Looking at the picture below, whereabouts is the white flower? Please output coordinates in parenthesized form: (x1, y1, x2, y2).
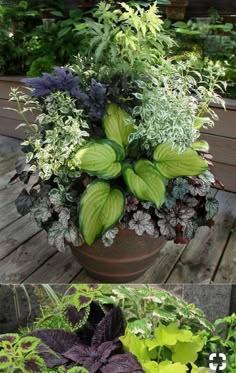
(129, 210, 155, 236)
(102, 227, 119, 247)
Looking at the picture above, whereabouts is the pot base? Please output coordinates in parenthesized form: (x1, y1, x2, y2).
(71, 229, 166, 283)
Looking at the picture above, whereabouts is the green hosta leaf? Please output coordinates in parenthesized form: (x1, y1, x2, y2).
(146, 323, 193, 350)
(172, 335, 204, 364)
(154, 144, 208, 179)
(79, 180, 125, 245)
(103, 103, 134, 148)
(120, 329, 152, 363)
(192, 140, 210, 153)
(123, 160, 166, 208)
(73, 139, 125, 179)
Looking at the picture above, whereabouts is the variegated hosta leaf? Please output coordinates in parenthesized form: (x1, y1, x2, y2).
(192, 140, 209, 153)
(103, 102, 134, 148)
(72, 139, 125, 179)
(79, 180, 125, 245)
(123, 160, 166, 208)
(154, 143, 208, 179)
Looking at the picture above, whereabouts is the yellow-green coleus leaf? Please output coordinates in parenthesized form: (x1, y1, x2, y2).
(72, 139, 125, 179)
(143, 360, 188, 373)
(123, 160, 166, 208)
(79, 180, 125, 245)
(171, 335, 204, 364)
(153, 143, 208, 179)
(146, 323, 193, 350)
(103, 102, 134, 147)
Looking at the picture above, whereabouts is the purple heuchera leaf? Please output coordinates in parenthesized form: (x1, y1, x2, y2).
(30, 329, 80, 354)
(91, 307, 125, 347)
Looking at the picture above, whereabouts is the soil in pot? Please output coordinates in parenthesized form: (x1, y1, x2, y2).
(71, 229, 166, 283)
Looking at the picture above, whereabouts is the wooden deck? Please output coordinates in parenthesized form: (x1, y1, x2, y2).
(0, 135, 236, 284)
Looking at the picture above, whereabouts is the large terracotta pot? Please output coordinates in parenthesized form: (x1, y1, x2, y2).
(71, 229, 166, 283)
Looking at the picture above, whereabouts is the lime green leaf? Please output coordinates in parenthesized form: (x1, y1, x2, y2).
(123, 160, 166, 208)
(172, 335, 204, 364)
(79, 180, 125, 245)
(154, 144, 208, 179)
(158, 361, 188, 373)
(192, 140, 210, 153)
(142, 361, 159, 373)
(146, 323, 192, 350)
(73, 139, 125, 179)
(120, 329, 152, 363)
(103, 103, 134, 148)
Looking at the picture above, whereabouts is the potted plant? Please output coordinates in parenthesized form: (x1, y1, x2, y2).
(0, 285, 235, 372)
(11, 2, 223, 282)
(166, 0, 189, 20)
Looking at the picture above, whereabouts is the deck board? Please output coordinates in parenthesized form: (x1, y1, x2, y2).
(0, 135, 235, 284)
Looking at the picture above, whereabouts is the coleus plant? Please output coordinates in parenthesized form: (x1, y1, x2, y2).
(10, 1, 223, 251)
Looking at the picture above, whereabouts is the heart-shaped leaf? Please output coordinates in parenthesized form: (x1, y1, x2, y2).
(73, 139, 125, 179)
(123, 160, 166, 208)
(153, 144, 208, 179)
(103, 103, 134, 148)
(79, 180, 125, 245)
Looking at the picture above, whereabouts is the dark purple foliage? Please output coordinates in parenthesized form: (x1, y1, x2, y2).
(36, 344, 68, 368)
(30, 329, 80, 354)
(77, 302, 106, 345)
(100, 353, 145, 373)
(22, 67, 80, 97)
(91, 307, 125, 347)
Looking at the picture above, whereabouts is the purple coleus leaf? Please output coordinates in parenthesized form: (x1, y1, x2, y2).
(100, 353, 145, 373)
(91, 307, 125, 347)
(30, 329, 80, 354)
(63, 340, 120, 373)
(77, 302, 106, 345)
(37, 344, 68, 368)
(64, 305, 88, 328)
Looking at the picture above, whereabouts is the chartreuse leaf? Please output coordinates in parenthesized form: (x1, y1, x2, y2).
(192, 140, 210, 153)
(67, 368, 89, 373)
(73, 139, 125, 179)
(172, 335, 204, 364)
(120, 329, 152, 363)
(146, 323, 192, 350)
(143, 360, 188, 373)
(123, 160, 166, 208)
(103, 103, 134, 148)
(79, 180, 125, 245)
(154, 144, 208, 179)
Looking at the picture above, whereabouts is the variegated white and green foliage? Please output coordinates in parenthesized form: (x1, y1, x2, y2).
(79, 180, 125, 245)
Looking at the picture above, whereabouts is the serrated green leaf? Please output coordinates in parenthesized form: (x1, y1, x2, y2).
(73, 139, 125, 179)
(123, 160, 166, 208)
(103, 103, 134, 148)
(172, 335, 204, 364)
(154, 144, 208, 179)
(79, 180, 125, 245)
(120, 329, 152, 363)
(17, 336, 41, 352)
(146, 323, 193, 350)
(0, 352, 11, 369)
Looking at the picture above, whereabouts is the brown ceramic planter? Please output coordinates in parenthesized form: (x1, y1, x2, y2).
(71, 229, 166, 283)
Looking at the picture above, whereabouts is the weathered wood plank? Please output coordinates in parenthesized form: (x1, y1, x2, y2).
(0, 181, 25, 208)
(213, 162, 236, 193)
(25, 251, 82, 284)
(0, 117, 24, 139)
(0, 170, 16, 191)
(0, 230, 56, 283)
(0, 214, 41, 260)
(0, 201, 21, 231)
(201, 133, 236, 166)
(202, 104, 236, 139)
(0, 99, 37, 122)
(167, 190, 236, 283)
(213, 220, 236, 283)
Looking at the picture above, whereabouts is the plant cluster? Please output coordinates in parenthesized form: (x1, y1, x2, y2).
(164, 9, 236, 98)
(10, 2, 224, 250)
(0, 285, 235, 372)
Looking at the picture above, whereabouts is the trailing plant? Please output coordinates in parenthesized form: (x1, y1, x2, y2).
(10, 2, 223, 251)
